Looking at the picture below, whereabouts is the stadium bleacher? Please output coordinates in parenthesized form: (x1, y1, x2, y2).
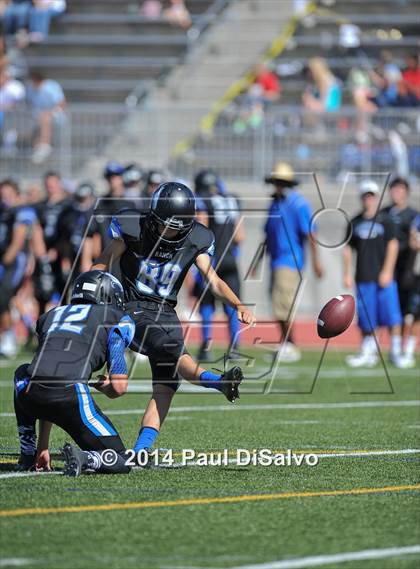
(171, 0, 420, 180)
(0, 0, 231, 177)
(27, 0, 224, 105)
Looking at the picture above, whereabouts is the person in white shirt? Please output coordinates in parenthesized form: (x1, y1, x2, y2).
(0, 68, 25, 152)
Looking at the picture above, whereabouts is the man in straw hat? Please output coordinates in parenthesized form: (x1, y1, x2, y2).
(263, 162, 323, 362)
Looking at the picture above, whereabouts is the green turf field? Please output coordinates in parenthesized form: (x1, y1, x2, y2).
(0, 347, 419, 569)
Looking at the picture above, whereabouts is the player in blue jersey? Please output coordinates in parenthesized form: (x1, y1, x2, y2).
(14, 271, 134, 476)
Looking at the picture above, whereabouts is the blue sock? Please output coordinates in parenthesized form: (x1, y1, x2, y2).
(133, 426, 159, 452)
(200, 303, 215, 344)
(200, 370, 222, 390)
(224, 304, 240, 348)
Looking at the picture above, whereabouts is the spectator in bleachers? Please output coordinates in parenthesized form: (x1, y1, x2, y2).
(2, 1, 31, 38)
(397, 53, 420, 107)
(163, 0, 191, 30)
(141, 0, 162, 19)
(28, 0, 66, 43)
(233, 63, 281, 134)
(348, 65, 378, 114)
(0, 67, 25, 153)
(253, 63, 281, 104)
(0, 36, 7, 71)
(369, 51, 402, 108)
(0, 33, 28, 78)
(302, 57, 342, 113)
(26, 69, 66, 164)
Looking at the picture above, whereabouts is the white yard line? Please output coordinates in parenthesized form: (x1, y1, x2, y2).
(162, 449, 420, 469)
(0, 364, 417, 389)
(1, 399, 419, 419)
(106, 400, 420, 415)
(172, 545, 420, 569)
(0, 470, 61, 479)
(0, 560, 35, 568)
(1, 449, 419, 477)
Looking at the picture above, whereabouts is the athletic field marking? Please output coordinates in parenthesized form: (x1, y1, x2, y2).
(163, 449, 420, 469)
(105, 400, 420, 415)
(0, 559, 33, 568)
(0, 449, 418, 476)
(0, 470, 61, 479)
(0, 483, 419, 518)
(176, 545, 420, 569)
(1, 400, 419, 419)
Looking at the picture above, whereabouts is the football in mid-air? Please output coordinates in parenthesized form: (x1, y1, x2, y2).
(317, 294, 355, 339)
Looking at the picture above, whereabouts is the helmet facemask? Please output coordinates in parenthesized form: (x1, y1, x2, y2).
(146, 210, 194, 249)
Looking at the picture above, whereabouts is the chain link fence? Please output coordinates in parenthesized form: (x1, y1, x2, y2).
(1, 105, 418, 181)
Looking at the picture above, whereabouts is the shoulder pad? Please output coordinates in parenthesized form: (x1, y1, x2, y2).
(192, 222, 216, 256)
(108, 208, 143, 241)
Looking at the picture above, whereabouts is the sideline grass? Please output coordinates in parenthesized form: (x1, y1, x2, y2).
(0, 349, 419, 569)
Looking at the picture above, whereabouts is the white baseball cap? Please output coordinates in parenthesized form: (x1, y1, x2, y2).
(359, 180, 380, 196)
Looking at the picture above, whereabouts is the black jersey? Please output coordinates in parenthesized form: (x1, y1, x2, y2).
(382, 205, 417, 275)
(348, 210, 397, 282)
(57, 202, 94, 261)
(109, 209, 215, 305)
(0, 204, 36, 257)
(35, 197, 73, 250)
(27, 303, 135, 383)
(196, 192, 241, 267)
(87, 197, 136, 250)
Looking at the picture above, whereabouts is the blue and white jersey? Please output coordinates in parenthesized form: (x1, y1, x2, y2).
(108, 209, 215, 306)
(0, 204, 36, 257)
(27, 304, 135, 383)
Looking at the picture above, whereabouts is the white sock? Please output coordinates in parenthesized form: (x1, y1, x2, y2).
(391, 335, 402, 358)
(362, 335, 377, 355)
(405, 335, 417, 358)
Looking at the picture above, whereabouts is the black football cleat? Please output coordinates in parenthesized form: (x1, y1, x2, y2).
(14, 453, 36, 472)
(62, 443, 85, 477)
(219, 366, 243, 403)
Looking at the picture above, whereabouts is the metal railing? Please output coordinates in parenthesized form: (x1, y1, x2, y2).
(1, 105, 418, 181)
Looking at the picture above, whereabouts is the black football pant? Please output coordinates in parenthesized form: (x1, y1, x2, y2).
(14, 366, 130, 474)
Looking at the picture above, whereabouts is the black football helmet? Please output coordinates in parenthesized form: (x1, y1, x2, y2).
(70, 270, 124, 310)
(194, 169, 218, 196)
(146, 182, 196, 247)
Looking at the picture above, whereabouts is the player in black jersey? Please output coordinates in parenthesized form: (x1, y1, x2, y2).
(13, 271, 135, 476)
(34, 171, 73, 308)
(56, 182, 96, 281)
(0, 179, 38, 357)
(81, 162, 136, 272)
(343, 180, 402, 367)
(382, 178, 417, 337)
(193, 170, 244, 361)
(93, 182, 255, 456)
